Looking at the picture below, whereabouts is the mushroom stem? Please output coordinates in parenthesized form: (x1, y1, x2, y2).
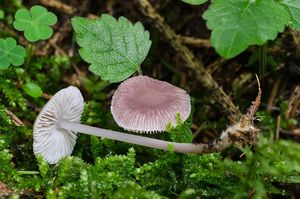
(59, 119, 226, 154)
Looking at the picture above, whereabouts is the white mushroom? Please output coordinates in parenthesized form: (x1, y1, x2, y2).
(33, 86, 83, 164)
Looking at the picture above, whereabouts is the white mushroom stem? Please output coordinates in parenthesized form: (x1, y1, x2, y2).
(58, 119, 255, 154)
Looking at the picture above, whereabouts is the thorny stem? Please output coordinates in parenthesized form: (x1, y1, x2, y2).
(246, 74, 261, 120)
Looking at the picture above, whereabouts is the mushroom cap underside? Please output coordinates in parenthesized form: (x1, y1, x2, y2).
(33, 86, 84, 164)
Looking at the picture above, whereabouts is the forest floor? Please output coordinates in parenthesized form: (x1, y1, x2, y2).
(0, 0, 300, 198)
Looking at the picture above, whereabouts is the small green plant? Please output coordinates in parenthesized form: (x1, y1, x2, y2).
(0, 5, 58, 98)
(22, 82, 42, 98)
(13, 5, 57, 42)
(0, 37, 25, 69)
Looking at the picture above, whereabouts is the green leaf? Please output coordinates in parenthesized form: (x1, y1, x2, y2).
(13, 5, 57, 42)
(203, 0, 289, 58)
(22, 82, 43, 98)
(281, 0, 300, 30)
(182, 0, 208, 5)
(0, 37, 26, 69)
(72, 14, 152, 83)
(0, 9, 4, 19)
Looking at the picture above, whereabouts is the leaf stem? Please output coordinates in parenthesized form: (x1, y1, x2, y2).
(259, 42, 267, 76)
(22, 44, 34, 81)
(10, 66, 21, 87)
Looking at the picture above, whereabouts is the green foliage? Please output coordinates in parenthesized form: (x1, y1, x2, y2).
(13, 5, 57, 42)
(181, 0, 208, 5)
(224, 138, 300, 198)
(0, 37, 26, 69)
(0, 75, 26, 110)
(182, 153, 237, 198)
(203, 0, 289, 58)
(72, 14, 152, 83)
(112, 181, 167, 199)
(22, 82, 42, 98)
(281, 0, 300, 30)
(0, 105, 11, 124)
(0, 9, 4, 19)
(166, 113, 193, 143)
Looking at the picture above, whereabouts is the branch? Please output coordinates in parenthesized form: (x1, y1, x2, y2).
(5, 109, 24, 126)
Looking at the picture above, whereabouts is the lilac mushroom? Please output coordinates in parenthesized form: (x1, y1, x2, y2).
(111, 75, 191, 132)
(33, 85, 212, 164)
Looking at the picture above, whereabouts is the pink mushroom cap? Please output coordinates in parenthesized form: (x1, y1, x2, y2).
(111, 76, 191, 132)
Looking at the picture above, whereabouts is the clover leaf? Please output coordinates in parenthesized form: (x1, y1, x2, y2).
(13, 5, 57, 42)
(72, 14, 152, 83)
(0, 37, 26, 69)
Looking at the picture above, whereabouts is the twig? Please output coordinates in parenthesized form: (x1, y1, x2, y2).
(206, 58, 226, 75)
(4, 109, 24, 126)
(266, 77, 281, 113)
(106, 0, 115, 15)
(39, 0, 76, 14)
(41, 93, 52, 100)
(291, 29, 300, 53)
(275, 115, 281, 140)
(180, 36, 211, 48)
(285, 85, 300, 119)
(280, 128, 300, 136)
(136, 0, 241, 123)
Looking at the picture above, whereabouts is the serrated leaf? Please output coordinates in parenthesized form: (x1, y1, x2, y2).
(72, 14, 152, 83)
(203, 0, 289, 58)
(182, 0, 208, 5)
(22, 82, 43, 98)
(13, 5, 57, 42)
(0, 37, 26, 69)
(281, 0, 300, 30)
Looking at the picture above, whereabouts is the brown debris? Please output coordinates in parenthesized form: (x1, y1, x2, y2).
(0, 181, 12, 197)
